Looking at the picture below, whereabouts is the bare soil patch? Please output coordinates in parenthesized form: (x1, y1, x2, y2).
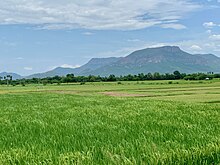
(101, 91, 148, 97)
(45, 90, 79, 94)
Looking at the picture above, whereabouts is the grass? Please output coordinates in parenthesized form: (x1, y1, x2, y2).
(0, 80, 220, 164)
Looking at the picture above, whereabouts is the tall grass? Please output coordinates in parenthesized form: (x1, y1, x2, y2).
(0, 91, 220, 164)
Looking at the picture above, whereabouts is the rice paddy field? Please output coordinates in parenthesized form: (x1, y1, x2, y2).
(1, 80, 220, 164)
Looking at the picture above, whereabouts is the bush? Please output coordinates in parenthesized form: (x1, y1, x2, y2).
(42, 81, 47, 86)
(21, 82, 25, 86)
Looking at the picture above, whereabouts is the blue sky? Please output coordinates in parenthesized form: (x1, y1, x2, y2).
(0, 0, 220, 76)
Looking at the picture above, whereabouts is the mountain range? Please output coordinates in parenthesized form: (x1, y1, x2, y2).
(0, 72, 22, 80)
(2, 46, 220, 79)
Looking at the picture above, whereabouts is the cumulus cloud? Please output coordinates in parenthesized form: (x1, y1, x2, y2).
(82, 32, 94, 35)
(190, 45, 202, 50)
(60, 64, 81, 68)
(206, 30, 212, 34)
(127, 39, 141, 42)
(16, 57, 24, 60)
(203, 22, 217, 28)
(0, 0, 200, 30)
(209, 34, 220, 40)
(160, 23, 186, 29)
(24, 67, 33, 71)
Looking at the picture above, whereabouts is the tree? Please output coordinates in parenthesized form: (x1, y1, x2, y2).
(0, 76, 3, 85)
(4, 75, 12, 86)
(146, 73, 153, 80)
(153, 72, 161, 80)
(173, 70, 181, 79)
(66, 74, 76, 82)
(107, 74, 116, 81)
(138, 73, 145, 81)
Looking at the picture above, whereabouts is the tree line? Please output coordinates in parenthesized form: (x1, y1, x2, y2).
(0, 71, 219, 86)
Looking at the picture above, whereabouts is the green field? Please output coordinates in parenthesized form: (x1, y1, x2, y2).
(1, 80, 220, 164)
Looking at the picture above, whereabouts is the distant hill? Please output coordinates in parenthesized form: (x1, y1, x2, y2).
(26, 67, 76, 79)
(27, 57, 121, 79)
(84, 46, 220, 76)
(0, 72, 22, 80)
(27, 46, 220, 78)
(73, 57, 122, 75)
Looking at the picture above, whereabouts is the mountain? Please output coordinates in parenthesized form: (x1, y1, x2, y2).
(84, 46, 220, 76)
(73, 57, 121, 75)
(27, 46, 220, 78)
(26, 67, 76, 79)
(27, 57, 121, 79)
(0, 72, 22, 80)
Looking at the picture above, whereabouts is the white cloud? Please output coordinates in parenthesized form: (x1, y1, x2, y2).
(148, 43, 167, 48)
(16, 57, 24, 60)
(207, 0, 220, 3)
(0, 0, 200, 30)
(190, 45, 202, 50)
(0, 40, 17, 47)
(24, 67, 33, 71)
(203, 22, 217, 28)
(171, 40, 220, 54)
(127, 39, 141, 42)
(160, 23, 186, 29)
(82, 32, 94, 35)
(206, 30, 212, 34)
(60, 64, 81, 68)
(209, 34, 220, 40)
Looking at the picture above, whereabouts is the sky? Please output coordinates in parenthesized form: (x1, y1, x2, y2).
(0, 0, 220, 76)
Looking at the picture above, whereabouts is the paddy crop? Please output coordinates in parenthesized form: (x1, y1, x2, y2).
(0, 80, 220, 164)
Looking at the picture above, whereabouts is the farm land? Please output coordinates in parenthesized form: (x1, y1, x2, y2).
(1, 80, 220, 164)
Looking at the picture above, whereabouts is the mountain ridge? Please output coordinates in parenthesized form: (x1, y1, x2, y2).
(71, 46, 220, 76)
(0, 72, 22, 80)
(2, 46, 220, 79)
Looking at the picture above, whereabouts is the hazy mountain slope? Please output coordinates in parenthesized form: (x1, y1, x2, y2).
(26, 67, 75, 79)
(27, 46, 220, 78)
(81, 46, 220, 76)
(73, 57, 121, 75)
(27, 57, 121, 78)
(194, 53, 220, 70)
(0, 72, 22, 80)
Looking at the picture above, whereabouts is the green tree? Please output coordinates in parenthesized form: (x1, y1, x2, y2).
(107, 74, 116, 81)
(173, 70, 181, 79)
